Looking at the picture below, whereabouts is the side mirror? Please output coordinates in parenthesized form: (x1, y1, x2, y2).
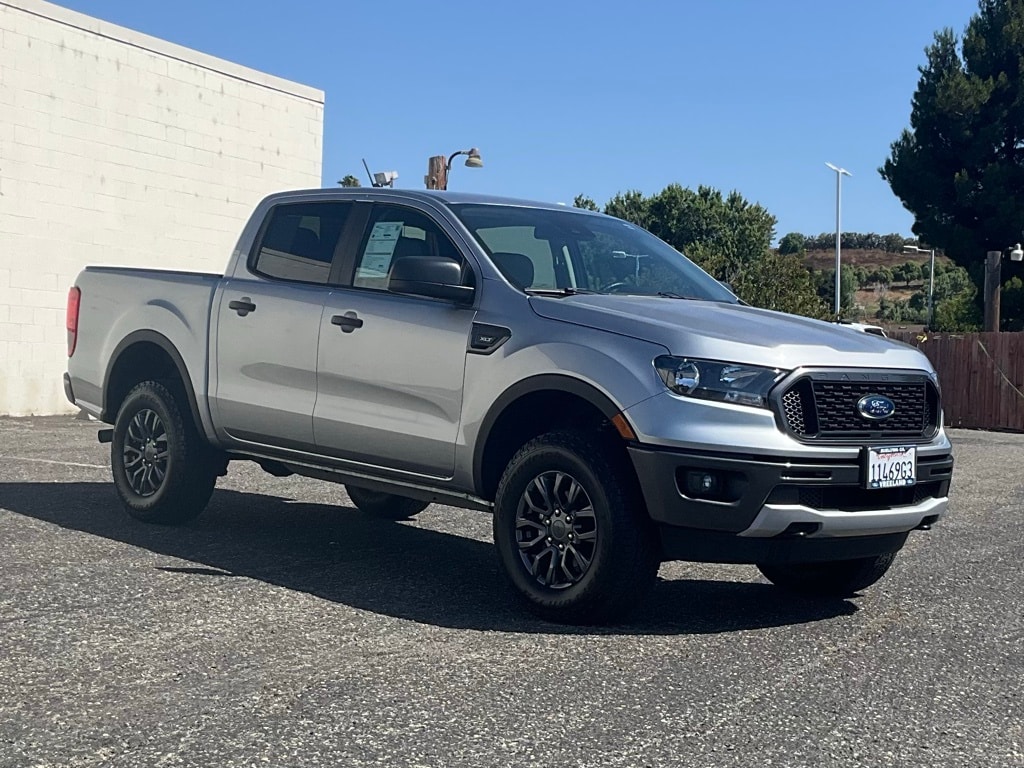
(388, 257, 474, 304)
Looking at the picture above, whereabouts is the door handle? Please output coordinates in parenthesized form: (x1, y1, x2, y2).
(229, 298, 256, 316)
(331, 312, 364, 333)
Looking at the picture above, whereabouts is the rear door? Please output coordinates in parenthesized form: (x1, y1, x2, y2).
(211, 200, 357, 451)
(313, 202, 477, 477)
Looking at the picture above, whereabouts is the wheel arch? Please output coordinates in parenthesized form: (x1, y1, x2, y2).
(102, 330, 205, 437)
(473, 374, 634, 502)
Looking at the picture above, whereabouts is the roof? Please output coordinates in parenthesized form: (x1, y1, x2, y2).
(261, 187, 596, 213)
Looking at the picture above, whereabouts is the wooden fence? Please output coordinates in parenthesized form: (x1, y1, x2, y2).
(889, 331, 1024, 432)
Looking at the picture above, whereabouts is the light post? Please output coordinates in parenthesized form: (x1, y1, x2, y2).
(825, 162, 852, 318)
(425, 147, 484, 190)
(904, 243, 936, 329)
(983, 243, 1024, 331)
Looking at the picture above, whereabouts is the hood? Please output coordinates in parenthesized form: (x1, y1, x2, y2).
(529, 295, 929, 371)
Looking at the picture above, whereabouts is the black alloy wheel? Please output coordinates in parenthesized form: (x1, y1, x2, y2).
(122, 408, 169, 497)
(515, 470, 598, 589)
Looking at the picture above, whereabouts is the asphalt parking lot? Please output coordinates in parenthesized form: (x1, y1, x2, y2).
(1, 417, 1022, 767)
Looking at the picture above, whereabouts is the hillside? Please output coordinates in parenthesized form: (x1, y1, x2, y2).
(800, 248, 955, 327)
(802, 248, 954, 272)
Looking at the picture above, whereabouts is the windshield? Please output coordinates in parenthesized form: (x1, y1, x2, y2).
(451, 204, 737, 301)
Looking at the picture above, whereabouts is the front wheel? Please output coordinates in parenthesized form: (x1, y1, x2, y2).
(493, 430, 659, 625)
(757, 552, 898, 597)
(111, 380, 217, 525)
(345, 486, 429, 520)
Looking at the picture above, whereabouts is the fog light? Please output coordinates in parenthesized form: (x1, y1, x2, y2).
(686, 471, 720, 497)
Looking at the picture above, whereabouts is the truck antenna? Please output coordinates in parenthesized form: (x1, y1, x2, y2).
(362, 158, 378, 187)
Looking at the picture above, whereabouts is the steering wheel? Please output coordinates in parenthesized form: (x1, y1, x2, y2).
(600, 281, 631, 293)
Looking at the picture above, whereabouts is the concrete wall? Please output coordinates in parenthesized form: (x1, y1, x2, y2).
(0, 0, 324, 415)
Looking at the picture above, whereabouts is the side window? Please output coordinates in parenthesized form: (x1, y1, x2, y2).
(353, 205, 466, 291)
(251, 202, 353, 284)
(473, 226, 557, 290)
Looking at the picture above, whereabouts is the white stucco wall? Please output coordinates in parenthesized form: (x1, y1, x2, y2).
(0, 0, 324, 415)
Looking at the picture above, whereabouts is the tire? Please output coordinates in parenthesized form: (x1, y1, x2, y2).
(493, 430, 659, 625)
(111, 380, 217, 525)
(757, 552, 898, 597)
(345, 486, 429, 520)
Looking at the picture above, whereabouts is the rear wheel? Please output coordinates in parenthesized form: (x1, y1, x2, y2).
(493, 430, 659, 625)
(345, 486, 429, 520)
(111, 381, 217, 525)
(757, 552, 898, 597)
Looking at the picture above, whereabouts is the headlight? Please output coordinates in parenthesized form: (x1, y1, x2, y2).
(653, 356, 787, 408)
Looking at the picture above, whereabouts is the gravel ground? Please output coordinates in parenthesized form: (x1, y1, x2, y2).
(0, 417, 1021, 767)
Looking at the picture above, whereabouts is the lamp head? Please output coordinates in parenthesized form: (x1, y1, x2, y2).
(1011, 243, 1024, 262)
(464, 148, 484, 168)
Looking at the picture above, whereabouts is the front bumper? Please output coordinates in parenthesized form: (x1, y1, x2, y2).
(629, 444, 953, 564)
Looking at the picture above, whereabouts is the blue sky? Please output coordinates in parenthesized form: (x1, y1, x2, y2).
(59, 0, 981, 241)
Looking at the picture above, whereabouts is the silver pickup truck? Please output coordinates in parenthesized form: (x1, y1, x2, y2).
(64, 188, 953, 623)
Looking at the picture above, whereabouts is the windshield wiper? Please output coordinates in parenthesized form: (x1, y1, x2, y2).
(656, 291, 698, 299)
(524, 288, 597, 297)
(657, 291, 743, 304)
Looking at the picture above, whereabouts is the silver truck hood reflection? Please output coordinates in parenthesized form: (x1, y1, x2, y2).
(529, 296, 928, 370)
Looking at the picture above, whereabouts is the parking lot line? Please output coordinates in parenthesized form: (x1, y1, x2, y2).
(0, 455, 108, 470)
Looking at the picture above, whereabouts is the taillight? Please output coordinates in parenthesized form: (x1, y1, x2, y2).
(66, 287, 81, 357)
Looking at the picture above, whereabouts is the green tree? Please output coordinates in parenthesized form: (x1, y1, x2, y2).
(909, 290, 929, 313)
(814, 267, 856, 315)
(778, 232, 806, 255)
(930, 264, 981, 330)
(604, 185, 772, 282)
(852, 265, 869, 289)
(880, 0, 1024, 273)
(338, 174, 361, 188)
(877, 297, 925, 324)
(934, 264, 976, 301)
(932, 295, 982, 331)
(733, 252, 829, 319)
(603, 190, 652, 230)
(894, 262, 920, 287)
(867, 266, 894, 286)
(1001, 276, 1024, 330)
(596, 184, 825, 319)
(573, 194, 599, 211)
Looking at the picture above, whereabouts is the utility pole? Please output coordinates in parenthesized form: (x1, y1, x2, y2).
(984, 250, 1002, 332)
(425, 155, 448, 190)
(425, 148, 483, 190)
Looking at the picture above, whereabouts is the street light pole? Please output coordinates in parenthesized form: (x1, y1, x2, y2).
(424, 148, 484, 190)
(904, 243, 936, 328)
(825, 163, 852, 318)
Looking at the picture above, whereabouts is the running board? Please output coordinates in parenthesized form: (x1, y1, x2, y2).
(229, 451, 493, 513)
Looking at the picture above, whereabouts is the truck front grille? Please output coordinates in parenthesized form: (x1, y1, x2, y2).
(776, 372, 940, 442)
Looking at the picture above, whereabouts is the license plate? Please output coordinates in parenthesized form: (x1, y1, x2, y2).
(866, 446, 917, 489)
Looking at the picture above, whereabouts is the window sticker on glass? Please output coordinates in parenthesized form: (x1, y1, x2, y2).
(359, 221, 403, 277)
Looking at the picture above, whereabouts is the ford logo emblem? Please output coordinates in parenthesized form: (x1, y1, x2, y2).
(857, 394, 896, 421)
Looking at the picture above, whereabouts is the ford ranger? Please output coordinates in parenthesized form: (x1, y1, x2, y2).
(64, 188, 954, 623)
